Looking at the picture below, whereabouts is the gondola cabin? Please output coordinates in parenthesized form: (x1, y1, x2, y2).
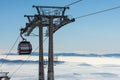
(18, 41, 32, 55)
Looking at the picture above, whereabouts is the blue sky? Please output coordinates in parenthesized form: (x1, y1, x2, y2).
(0, 0, 120, 54)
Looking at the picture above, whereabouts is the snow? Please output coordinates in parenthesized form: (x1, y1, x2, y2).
(0, 55, 120, 80)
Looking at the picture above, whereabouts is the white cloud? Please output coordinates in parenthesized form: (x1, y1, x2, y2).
(0, 49, 16, 54)
(54, 50, 120, 54)
(0, 49, 8, 54)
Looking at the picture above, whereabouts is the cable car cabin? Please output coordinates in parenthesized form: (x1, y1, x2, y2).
(18, 41, 32, 55)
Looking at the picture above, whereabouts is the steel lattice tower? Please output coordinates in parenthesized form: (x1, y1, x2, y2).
(21, 5, 75, 80)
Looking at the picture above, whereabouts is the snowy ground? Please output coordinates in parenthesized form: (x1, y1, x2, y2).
(0, 56, 120, 80)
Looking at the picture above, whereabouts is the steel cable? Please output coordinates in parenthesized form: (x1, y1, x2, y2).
(75, 6, 120, 19)
(0, 35, 20, 67)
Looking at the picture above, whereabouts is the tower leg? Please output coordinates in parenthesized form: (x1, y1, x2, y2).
(39, 26, 44, 80)
(48, 18, 54, 80)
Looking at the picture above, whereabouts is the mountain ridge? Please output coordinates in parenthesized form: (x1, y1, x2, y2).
(1, 52, 120, 57)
